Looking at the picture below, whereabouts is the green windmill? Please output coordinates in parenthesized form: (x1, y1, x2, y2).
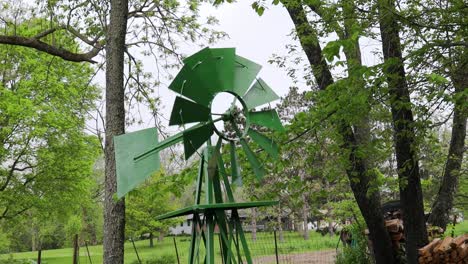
(114, 47, 284, 264)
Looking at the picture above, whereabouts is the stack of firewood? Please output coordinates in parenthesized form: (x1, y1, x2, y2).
(364, 219, 405, 248)
(418, 234, 468, 263)
(385, 218, 405, 247)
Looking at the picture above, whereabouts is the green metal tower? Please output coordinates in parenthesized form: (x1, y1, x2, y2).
(114, 47, 283, 264)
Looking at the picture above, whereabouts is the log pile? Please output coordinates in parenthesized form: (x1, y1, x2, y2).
(385, 218, 404, 248)
(418, 234, 468, 263)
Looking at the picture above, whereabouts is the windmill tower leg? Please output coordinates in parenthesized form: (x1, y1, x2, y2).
(186, 146, 254, 264)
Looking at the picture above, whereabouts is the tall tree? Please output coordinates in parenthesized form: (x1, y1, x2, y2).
(0, 22, 100, 221)
(275, 1, 396, 262)
(126, 172, 179, 248)
(102, 0, 128, 263)
(400, 0, 468, 229)
(377, 0, 428, 261)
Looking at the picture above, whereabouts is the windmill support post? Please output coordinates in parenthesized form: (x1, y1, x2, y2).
(85, 241, 93, 264)
(131, 238, 141, 264)
(173, 237, 181, 264)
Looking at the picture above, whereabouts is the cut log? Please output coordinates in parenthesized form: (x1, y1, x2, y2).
(452, 234, 468, 247)
(385, 219, 403, 233)
(459, 243, 467, 259)
(435, 237, 454, 253)
(418, 256, 425, 263)
(419, 238, 441, 255)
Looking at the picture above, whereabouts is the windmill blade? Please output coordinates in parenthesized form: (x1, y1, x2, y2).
(232, 55, 262, 97)
(247, 129, 279, 159)
(183, 122, 215, 160)
(248, 109, 284, 131)
(230, 141, 241, 185)
(242, 78, 279, 110)
(169, 96, 211, 126)
(114, 128, 160, 198)
(169, 48, 236, 106)
(239, 138, 265, 181)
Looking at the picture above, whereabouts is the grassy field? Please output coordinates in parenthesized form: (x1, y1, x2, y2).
(0, 231, 338, 264)
(3, 221, 465, 264)
(446, 219, 468, 237)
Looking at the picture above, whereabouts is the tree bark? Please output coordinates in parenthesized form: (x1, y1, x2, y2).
(0, 34, 100, 63)
(281, 1, 396, 263)
(377, 0, 429, 262)
(428, 54, 467, 229)
(103, 0, 128, 264)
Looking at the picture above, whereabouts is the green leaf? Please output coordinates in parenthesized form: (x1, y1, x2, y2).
(322, 41, 341, 61)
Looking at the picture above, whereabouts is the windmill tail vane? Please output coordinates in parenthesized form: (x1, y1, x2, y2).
(114, 47, 284, 264)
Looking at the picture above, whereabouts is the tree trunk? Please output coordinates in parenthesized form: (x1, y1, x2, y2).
(103, 1, 128, 264)
(300, 170, 309, 240)
(328, 221, 334, 236)
(149, 232, 154, 248)
(277, 212, 284, 242)
(158, 232, 164, 242)
(302, 204, 309, 240)
(282, 1, 396, 263)
(251, 207, 257, 241)
(377, 0, 429, 262)
(73, 234, 79, 264)
(428, 55, 467, 230)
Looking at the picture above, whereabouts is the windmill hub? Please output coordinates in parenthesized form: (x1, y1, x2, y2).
(210, 91, 249, 141)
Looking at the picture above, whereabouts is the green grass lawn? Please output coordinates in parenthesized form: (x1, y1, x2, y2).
(445, 219, 468, 237)
(2, 221, 466, 264)
(0, 231, 338, 264)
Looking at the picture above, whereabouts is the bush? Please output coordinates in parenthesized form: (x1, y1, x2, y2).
(0, 256, 38, 264)
(130, 255, 176, 264)
(335, 224, 372, 264)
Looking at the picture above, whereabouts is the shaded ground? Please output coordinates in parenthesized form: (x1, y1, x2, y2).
(253, 249, 336, 264)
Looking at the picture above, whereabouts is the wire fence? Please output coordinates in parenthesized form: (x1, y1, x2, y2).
(164, 226, 339, 264)
(247, 230, 337, 264)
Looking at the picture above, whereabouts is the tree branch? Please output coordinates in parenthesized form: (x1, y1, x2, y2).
(0, 35, 101, 63)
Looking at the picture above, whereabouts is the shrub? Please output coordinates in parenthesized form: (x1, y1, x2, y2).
(335, 224, 371, 264)
(0, 256, 37, 264)
(130, 255, 176, 264)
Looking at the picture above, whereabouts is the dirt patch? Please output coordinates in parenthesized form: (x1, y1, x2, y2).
(253, 249, 336, 264)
